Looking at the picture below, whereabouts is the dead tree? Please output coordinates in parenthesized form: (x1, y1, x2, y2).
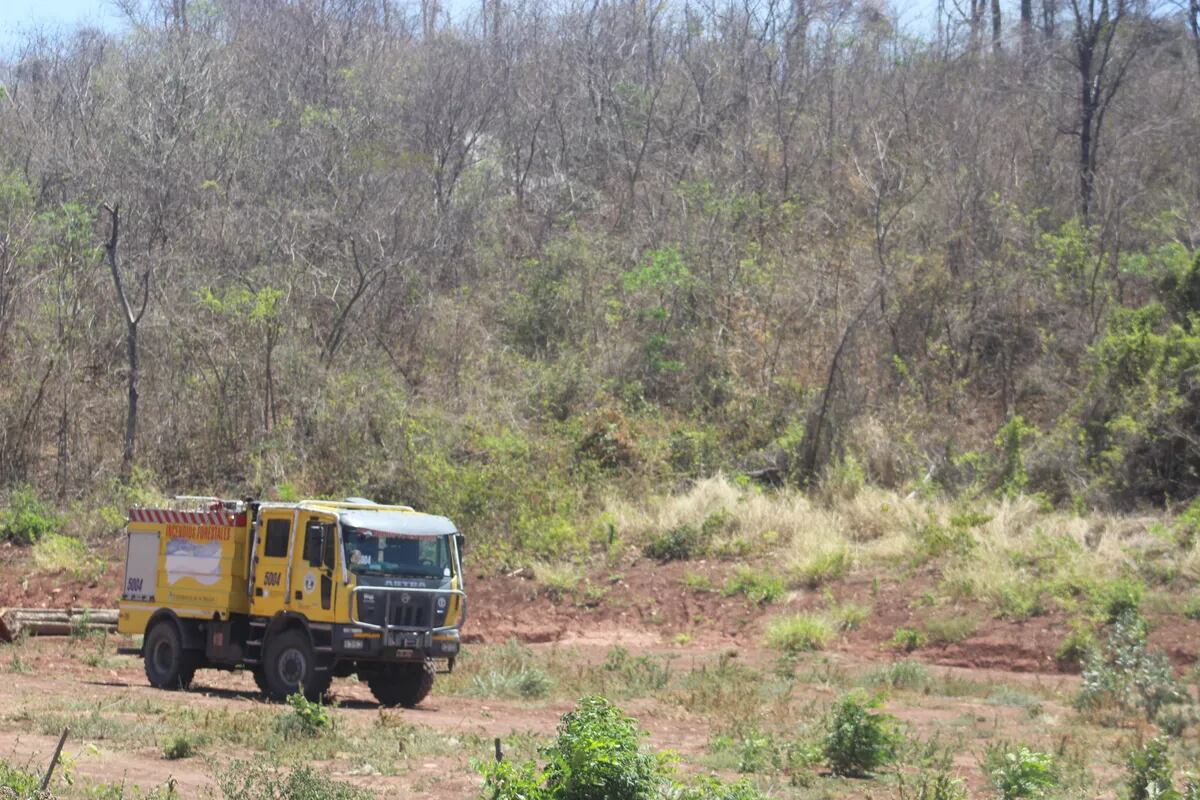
(102, 204, 151, 479)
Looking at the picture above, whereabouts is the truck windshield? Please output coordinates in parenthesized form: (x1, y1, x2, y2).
(341, 526, 453, 579)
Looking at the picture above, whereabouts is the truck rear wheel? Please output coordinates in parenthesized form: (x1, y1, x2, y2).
(144, 619, 197, 691)
(262, 629, 331, 701)
(366, 661, 436, 708)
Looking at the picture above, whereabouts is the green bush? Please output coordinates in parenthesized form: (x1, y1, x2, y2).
(987, 746, 1058, 800)
(890, 627, 927, 652)
(1054, 620, 1097, 671)
(274, 692, 331, 738)
(922, 614, 978, 645)
(0, 760, 40, 797)
(672, 776, 769, 800)
(1, 486, 59, 545)
(644, 524, 707, 562)
(722, 567, 784, 605)
(763, 614, 831, 653)
(483, 696, 661, 800)
(823, 690, 901, 777)
(1076, 609, 1188, 721)
(163, 734, 197, 760)
(1126, 737, 1174, 800)
(1098, 577, 1144, 623)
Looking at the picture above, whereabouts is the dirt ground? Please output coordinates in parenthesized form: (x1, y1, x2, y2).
(0, 548, 1193, 799)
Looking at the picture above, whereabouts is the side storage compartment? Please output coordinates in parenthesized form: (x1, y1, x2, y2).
(123, 532, 160, 602)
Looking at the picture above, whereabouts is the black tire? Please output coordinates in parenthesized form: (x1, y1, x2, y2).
(261, 628, 330, 701)
(143, 619, 197, 690)
(251, 666, 270, 695)
(367, 660, 436, 708)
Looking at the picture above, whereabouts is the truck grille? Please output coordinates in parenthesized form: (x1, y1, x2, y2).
(390, 601, 429, 629)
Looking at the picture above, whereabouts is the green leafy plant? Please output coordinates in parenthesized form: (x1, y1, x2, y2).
(793, 549, 851, 588)
(891, 627, 927, 652)
(722, 567, 784, 605)
(865, 661, 929, 691)
(1076, 610, 1188, 721)
(216, 758, 368, 800)
(644, 523, 707, 562)
(1126, 737, 1174, 800)
(1, 486, 59, 545)
(163, 734, 197, 760)
(275, 692, 331, 738)
(986, 746, 1058, 800)
(822, 690, 902, 777)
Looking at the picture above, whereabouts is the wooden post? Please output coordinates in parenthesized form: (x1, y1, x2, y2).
(40, 728, 69, 791)
(494, 737, 503, 762)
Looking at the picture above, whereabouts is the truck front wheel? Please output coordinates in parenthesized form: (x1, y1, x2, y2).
(366, 661, 436, 708)
(262, 628, 331, 701)
(144, 619, 197, 690)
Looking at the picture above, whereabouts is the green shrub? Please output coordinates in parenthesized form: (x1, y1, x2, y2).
(913, 522, 975, 561)
(1, 486, 59, 545)
(1054, 620, 1097, 671)
(1097, 577, 1144, 623)
(0, 760, 40, 797)
(541, 696, 660, 800)
(822, 690, 902, 777)
(1076, 609, 1188, 721)
(987, 746, 1058, 800)
(644, 524, 707, 562)
(274, 692, 331, 738)
(722, 567, 785, 605)
(163, 734, 197, 760)
(764, 614, 831, 653)
(890, 627, 927, 652)
(1184, 597, 1200, 620)
(828, 599, 871, 632)
(601, 647, 670, 696)
(1126, 737, 1174, 800)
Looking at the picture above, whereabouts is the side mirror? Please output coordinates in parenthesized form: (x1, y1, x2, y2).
(455, 533, 466, 559)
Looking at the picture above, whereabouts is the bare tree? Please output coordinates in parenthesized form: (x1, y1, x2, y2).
(102, 204, 152, 479)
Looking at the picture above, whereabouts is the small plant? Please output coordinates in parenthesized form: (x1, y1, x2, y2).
(987, 746, 1058, 800)
(794, 548, 851, 589)
(275, 692, 331, 738)
(163, 734, 196, 760)
(644, 523, 707, 562)
(1055, 619, 1098, 671)
(1126, 737, 1174, 800)
(1098, 577, 1144, 623)
(822, 690, 902, 777)
(722, 567, 785, 605)
(0, 760, 41, 797)
(217, 758, 368, 800)
(1184, 597, 1200, 620)
(764, 614, 831, 653)
(1, 486, 59, 545)
(897, 767, 969, 800)
(891, 627, 927, 652)
(827, 599, 871, 632)
(682, 572, 715, 593)
(532, 561, 582, 603)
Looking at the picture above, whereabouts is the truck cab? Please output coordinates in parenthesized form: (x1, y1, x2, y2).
(118, 498, 466, 707)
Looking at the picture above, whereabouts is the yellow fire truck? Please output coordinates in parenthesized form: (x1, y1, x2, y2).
(116, 497, 466, 707)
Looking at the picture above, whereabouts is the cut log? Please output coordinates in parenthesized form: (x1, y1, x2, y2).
(0, 608, 118, 642)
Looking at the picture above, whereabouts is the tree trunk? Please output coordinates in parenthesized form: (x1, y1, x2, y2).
(1043, 0, 1057, 38)
(1190, 0, 1200, 81)
(991, 0, 1002, 55)
(1021, 0, 1034, 57)
(103, 204, 151, 481)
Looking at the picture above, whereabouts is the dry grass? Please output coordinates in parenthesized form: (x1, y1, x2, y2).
(607, 476, 1182, 620)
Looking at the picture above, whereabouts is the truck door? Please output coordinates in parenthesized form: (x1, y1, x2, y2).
(292, 512, 339, 623)
(251, 508, 294, 616)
